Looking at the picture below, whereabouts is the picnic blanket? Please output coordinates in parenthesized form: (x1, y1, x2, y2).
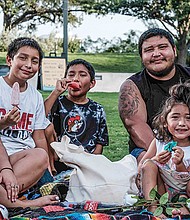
(3, 173, 190, 220)
(7, 201, 190, 220)
(2, 136, 190, 219)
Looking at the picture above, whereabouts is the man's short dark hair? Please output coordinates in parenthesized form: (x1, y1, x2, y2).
(65, 59, 95, 81)
(7, 37, 44, 65)
(138, 28, 175, 57)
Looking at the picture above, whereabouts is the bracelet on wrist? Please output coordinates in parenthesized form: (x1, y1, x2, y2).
(0, 167, 14, 173)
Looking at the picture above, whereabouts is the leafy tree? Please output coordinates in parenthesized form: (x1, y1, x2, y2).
(105, 30, 139, 53)
(80, 31, 139, 53)
(90, 0, 190, 65)
(1, 0, 189, 65)
(0, 0, 96, 32)
(68, 37, 81, 53)
(80, 36, 103, 53)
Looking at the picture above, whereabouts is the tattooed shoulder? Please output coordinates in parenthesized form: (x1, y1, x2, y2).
(119, 80, 140, 117)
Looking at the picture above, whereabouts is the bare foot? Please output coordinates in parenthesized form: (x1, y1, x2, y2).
(172, 206, 189, 218)
(5, 195, 60, 208)
(25, 195, 60, 207)
(172, 209, 182, 218)
(148, 205, 167, 219)
(156, 213, 167, 219)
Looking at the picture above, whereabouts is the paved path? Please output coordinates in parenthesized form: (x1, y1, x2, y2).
(91, 72, 134, 93)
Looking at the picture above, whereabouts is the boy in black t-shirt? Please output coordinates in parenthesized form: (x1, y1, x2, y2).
(45, 59, 109, 174)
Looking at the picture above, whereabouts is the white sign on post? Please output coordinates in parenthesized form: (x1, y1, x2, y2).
(41, 57, 66, 91)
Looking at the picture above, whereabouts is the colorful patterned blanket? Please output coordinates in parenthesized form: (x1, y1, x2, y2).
(5, 170, 190, 220)
(8, 202, 160, 220)
(7, 201, 190, 220)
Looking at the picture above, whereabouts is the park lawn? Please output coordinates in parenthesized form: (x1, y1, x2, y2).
(68, 53, 141, 73)
(0, 52, 141, 73)
(0, 52, 6, 64)
(41, 91, 129, 161)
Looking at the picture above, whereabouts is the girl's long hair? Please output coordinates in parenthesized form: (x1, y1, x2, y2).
(152, 80, 190, 143)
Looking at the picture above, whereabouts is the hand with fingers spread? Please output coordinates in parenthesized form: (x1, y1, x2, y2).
(0, 168, 19, 203)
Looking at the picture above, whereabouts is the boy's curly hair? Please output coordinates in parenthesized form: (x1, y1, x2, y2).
(152, 80, 190, 143)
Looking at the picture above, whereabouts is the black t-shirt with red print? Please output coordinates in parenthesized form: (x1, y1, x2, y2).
(51, 96, 109, 153)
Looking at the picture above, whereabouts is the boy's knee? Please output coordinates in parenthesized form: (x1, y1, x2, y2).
(33, 148, 49, 169)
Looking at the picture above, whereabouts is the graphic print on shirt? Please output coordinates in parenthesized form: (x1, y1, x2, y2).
(0, 108, 33, 140)
(63, 112, 86, 137)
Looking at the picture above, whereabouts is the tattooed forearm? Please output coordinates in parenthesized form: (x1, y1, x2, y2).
(119, 80, 139, 117)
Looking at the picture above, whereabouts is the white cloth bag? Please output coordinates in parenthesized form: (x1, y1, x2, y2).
(51, 135, 139, 205)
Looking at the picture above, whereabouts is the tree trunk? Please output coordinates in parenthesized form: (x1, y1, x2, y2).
(177, 32, 188, 66)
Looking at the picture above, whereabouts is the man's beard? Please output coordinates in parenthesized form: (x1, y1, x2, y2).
(146, 62, 175, 78)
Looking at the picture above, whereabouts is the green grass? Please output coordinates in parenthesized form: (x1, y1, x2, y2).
(0, 52, 141, 73)
(41, 91, 129, 161)
(88, 92, 129, 161)
(0, 52, 6, 64)
(68, 53, 141, 73)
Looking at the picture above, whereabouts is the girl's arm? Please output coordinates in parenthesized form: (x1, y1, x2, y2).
(172, 147, 187, 172)
(175, 162, 188, 172)
(138, 138, 157, 172)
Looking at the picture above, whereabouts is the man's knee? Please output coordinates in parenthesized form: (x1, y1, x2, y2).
(137, 151, 146, 164)
(130, 147, 146, 164)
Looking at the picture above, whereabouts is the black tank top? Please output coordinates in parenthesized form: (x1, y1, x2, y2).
(128, 64, 190, 152)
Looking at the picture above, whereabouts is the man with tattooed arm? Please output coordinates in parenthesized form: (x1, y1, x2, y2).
(118, 28, 190, 163)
